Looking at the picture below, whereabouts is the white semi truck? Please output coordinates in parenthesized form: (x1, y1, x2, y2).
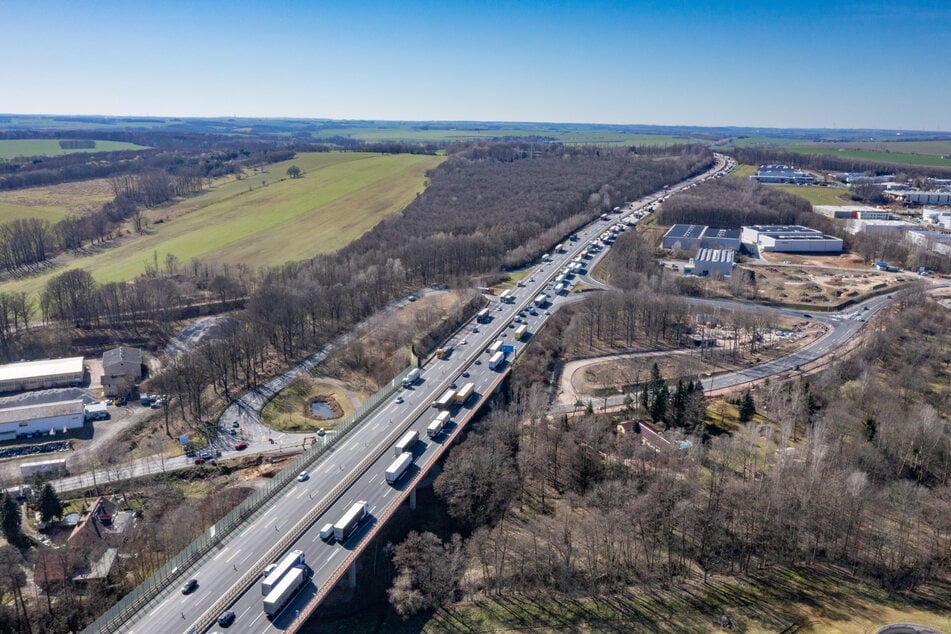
(263, 565, 308, 617)
(385, 451, 413, 485)
(333, 501, 369, 542)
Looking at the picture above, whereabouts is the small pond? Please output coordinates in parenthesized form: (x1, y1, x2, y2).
(310, 400, 336, 419)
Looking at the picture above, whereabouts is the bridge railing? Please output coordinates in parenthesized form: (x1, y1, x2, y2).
(83, 367, 412, 634)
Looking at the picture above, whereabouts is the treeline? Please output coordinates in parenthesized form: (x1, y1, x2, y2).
(657, 177, 819, 229)
(732, 147, 951, 180)
(387, 294, 950, 619)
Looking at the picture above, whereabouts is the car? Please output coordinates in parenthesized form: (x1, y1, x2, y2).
(297, 471, 309, 482)
(474, 359, 482, 365)
(449, 382, 457, 389)
(198, 450, 212, 460)
(181, 578, 198, 594)
(319, 523, 334, 542)
(105, 399, 113, 406)
(234, 441, 248, 450)
(501, 332, 507, 337)
(217, 610, 235, 627)
(471, 326, 479, 333)
(460, 339, 467, 345)
(394, 395, 404, 404)
(803, 313, 812, 318)
(496, 306, 503, 311)
(863, 306, 869, 311)
(263, 563, 277, 577)
(517, 281, 525, 287)
(317, 428, 326, 436)
(462, 371, 470, 377)
(529, 277, 534, 282)
(513, 316, 522, 323)
(407, 294, 418, 302)
(231, 420, 239, 428)
(194, 457, 206, 465)
(229, 429, 237, 436)
(544, 311, 551, 315)
(887, 294, 893, 299)
(508, 322, 516, 328)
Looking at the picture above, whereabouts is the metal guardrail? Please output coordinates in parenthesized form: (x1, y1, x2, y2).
(84, 367, 412, 634)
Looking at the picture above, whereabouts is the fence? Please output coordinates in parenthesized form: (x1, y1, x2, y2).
(83, 367, 412, 634)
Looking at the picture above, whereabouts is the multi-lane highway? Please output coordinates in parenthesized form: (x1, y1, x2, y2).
(97, 155, 731, 634)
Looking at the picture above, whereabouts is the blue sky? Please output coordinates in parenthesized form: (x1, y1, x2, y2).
(1, 0, 949, 130)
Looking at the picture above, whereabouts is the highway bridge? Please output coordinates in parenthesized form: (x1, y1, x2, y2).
(86, 156, 731, 634)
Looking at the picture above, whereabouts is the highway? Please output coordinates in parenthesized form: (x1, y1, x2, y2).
(98, 155, 731, 634)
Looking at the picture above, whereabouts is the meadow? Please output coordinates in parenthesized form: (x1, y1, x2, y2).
(0, 151, 443, 299)
(0, 139, 148, 159)
(0, 178, 116, 225)
(787, 145, 951, 167)
(771, 184, 852, 206)
(313, 126, 708, 146)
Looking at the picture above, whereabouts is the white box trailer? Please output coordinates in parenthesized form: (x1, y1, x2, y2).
(385, 451, 413, 485)
(401, 367, 420, 388)
(394, 430, 418, 457)
(534, 294, 548, 308)
(333, 501, 368, 542)
(433, 388, 455, 410)
(261, 550, 304, 596)
(487, 340, 503, 355)
(488, 351, 505, 371)
(427, 411, 450, 438)
(263, 565, 307, 617)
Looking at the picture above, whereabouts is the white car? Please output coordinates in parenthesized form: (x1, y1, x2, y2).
(297, 471, 309, 482)
(395, 395, 404, 404)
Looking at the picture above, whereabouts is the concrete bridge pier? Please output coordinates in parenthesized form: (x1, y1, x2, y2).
(409, 487, 417, 511)
(348, 561, 357, 589)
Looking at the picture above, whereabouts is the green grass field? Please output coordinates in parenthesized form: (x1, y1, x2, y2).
(0, 152, 443, 299)
(771, 184, 852, 206)
(0, 139, 148, 159)
(313, 126, 707, 146)
(728, 163, 758, 177)
(787, 145, 951, 167)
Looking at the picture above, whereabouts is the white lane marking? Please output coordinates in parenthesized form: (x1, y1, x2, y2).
(225, 548, 242, 563)
(213, 547, 229, 561)
(148, 596, 170, 617)
(249, 610, 265, 628)
(326, 552, 336, 562)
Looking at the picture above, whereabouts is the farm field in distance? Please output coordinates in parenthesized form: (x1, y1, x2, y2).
(0, 151, 443, 299)
(787, 145, 951, 167)
(312, 126, 708, 146)
(771, 184, 853, 205)
(0, 178, 116, 225)
(0, 138, 148, 159)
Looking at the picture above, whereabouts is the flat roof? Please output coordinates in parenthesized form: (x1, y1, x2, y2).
(703, 227, 740, 239)
(664, 224, 706, 239)
(0, 399, 84, 424)
(0, 357, 84, 383)
(696, 248, 734, 263)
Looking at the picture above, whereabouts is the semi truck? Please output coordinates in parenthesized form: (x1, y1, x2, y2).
(261, 550, 305, 596)
(534, 293, 548, 308)
(488, 351, 505, 371)
(514, 325, 528, 341)
(401, 367, 420, 388)
(433, 388, 455, 410)
(476, 308, 492, 323)
(385, 452, 413, 484)
(499, 289, 516, 304)
(263, 565, 308, 617)
(455, 382, 475, 404)
(394, 430, 418, 456)
(333, 501, 368, 542)
(487, 340, 503, 355)
(427, 411, 450, 438)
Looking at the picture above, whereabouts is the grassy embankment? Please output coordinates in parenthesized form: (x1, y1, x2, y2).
(261, 379, 357, 434)
(0, 151, 444, 300)
(0, 139, 148, 159)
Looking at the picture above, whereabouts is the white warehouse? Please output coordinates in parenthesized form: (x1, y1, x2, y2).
(687, 249, 735, 277)
(741, 225, 843, 253)
(0, 357, 85, 394)
(0, 400, 85, 440)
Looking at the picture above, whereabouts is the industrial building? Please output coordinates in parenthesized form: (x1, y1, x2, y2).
(923, 209, 951, 229)
(845, 219, 916, 234)
(0, 357, 85, 394)
(0, 399, 85, 440)
(888, 190, 951, 206)
(662, 225, 741, 250)
(815, 205, 893, 220)
(101, 347, 143, 397)
(741, 225, 843, 253)
(906, 230, 951, 256)
(686, 248, 735, 277)
(752, 165, 815, 184)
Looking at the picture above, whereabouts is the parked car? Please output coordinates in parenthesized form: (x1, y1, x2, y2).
(181, 578, 198, 594)
(229, 429, 237, 436)
(234, 441, 248, 450)
(198, 450, 212, 460)
(193, 457, 206, 465)
(231, 420, 240, 428)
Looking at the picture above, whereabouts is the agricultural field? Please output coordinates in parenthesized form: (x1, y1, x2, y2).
(0, 138, 148, 159)
(312, 126, 706, 146)
(787, 145, 951, 167)
(0, 178, 116, 225)
(795, 139, 951, 157)
(0, 151, 443, 299)
(727, 163, 758, 177)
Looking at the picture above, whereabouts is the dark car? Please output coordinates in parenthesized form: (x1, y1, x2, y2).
(802, 313, 812, 318)
(181, 578, 198, 594)
(449, 382, 457, 389)
(234, 441, 248, 450)
(193, 457, 206, 465)
(231, 420, 240, 428)
(217, 609, 235, 626)
(462, 371, 470, 377)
